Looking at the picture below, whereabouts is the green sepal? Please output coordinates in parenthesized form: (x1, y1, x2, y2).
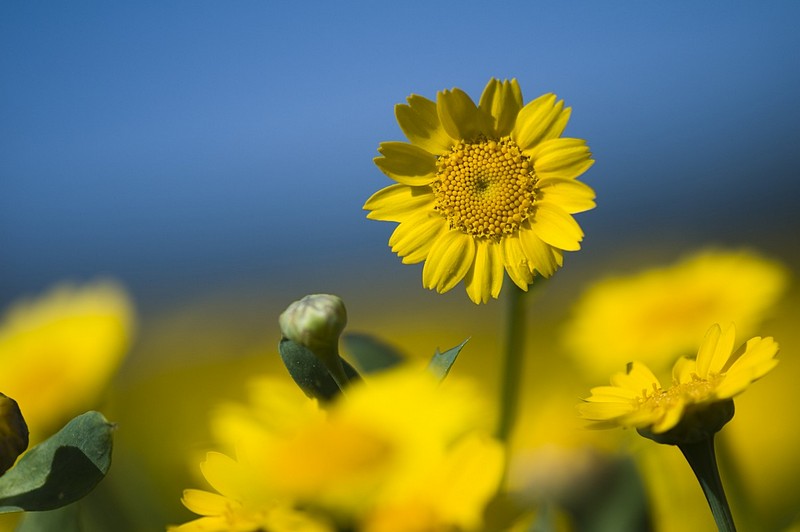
(279, 338, 361, 401)
(427, 338, 469, 381)
(0, 411, 114, 514)
(342, 333, 404, 374)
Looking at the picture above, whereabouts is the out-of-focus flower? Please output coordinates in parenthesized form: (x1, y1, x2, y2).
(579, 323, 778, 443)
(171, 367, 503, 531)
(563, 249, 788, 378)
(364, 78, 594, 303)
(0, 281, 134, 441)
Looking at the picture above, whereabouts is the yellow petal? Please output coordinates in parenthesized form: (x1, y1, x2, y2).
(500, 235, 533, 290)
(536, 178, 596, 214)
(364, 184, 436, 222)
(726, 336, 779, 378)
(528, 138, 594, 180)
(374, 142, 437, 186)
(395, 95, 454, 154)
(578, 401, 636, 420)
(529, 203, 584, 251)
(422, 230, 476, 293)
(696, 323, 738, 378)
(200, 452, 248, 500)
(652, 399, 685, 433)
(465, 239, 504, 304)
(478, 78, 523, 137)
(181, 489, 233, 516)
(513, 94, 569, 151)
(672, 356, 697, 384)
(389, 211, 447, 264)
(517, 222, 560, 277)
(610, 361, 661, 394)
(437, 88, 489, 141)
(585, 385, 639, 402)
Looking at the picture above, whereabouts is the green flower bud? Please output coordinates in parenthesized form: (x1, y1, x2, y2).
(279, 294, 347, 357)
(279, 294, 354, 395)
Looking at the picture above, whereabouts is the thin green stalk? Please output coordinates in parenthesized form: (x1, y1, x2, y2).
(679, 436, 737, 532)
(496, 284, 528, 445)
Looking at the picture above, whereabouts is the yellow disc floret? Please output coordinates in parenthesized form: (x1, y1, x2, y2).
(432, 136, 536, 240)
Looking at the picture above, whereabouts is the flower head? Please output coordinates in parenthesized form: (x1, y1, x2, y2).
(0, 281, 134, 441)
(172, 367, 503, 531)
(563, 249, 787, 378)
(364, 78, 595, 303)
(579, 323, 779, 444)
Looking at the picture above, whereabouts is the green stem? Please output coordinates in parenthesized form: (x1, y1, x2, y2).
(679, 436, 737, 532)
(496, 284, 527, 445)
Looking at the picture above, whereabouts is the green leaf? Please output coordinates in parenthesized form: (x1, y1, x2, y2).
(0, 411, 114, 514)
(279, 339, 361, 402)
(342, 333, 404, 374)
(426, 338, 469, 381)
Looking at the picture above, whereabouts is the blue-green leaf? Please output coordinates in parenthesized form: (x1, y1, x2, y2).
(279, 339, 361, 402)
(0, 411, 114, 514)
(427, 338, 469, 381)
(342, 333, 404, 374)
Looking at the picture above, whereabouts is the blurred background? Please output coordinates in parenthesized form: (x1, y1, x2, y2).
(2, 2, 799, 530)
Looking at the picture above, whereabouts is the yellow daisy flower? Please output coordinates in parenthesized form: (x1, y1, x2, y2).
(364, 78, 595, 304)
(579, 323, 779, 442)
(172, 368, 503, 531)
(0, 280, 134, 441)
(563, 249, 788, 378)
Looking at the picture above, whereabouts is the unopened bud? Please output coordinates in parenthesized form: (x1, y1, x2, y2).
(279, 294, 347, 357)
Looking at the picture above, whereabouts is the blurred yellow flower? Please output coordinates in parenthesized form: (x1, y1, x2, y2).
(172, 367, 503, 531)
(364, 78, 594, 303)
(563, 249, 788, 378)
(579, 323, 779, 437)
(0, 280, 134, 441)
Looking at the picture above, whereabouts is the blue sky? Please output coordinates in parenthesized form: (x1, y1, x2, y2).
(2, 2, 799, 306)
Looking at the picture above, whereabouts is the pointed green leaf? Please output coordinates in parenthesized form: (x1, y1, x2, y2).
(279, 339, 361, 402)
(0, 411, 114, 513)
(427, 338, 469, 381)
(342, 333, 404, 374)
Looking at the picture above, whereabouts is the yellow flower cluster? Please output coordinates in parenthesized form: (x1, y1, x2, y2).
(171, 367, 503, 532)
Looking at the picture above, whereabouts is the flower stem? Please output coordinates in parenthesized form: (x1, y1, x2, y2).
(679, 436, 737, 532)
(496, 284, 528, 445)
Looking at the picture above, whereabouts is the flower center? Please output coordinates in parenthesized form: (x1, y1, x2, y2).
(639, 374, 720, 410)
(432, 137, 536, 240)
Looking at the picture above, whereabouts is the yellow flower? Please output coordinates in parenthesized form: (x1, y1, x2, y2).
(563, 249, 788, 378)
(364, 78, 595, 304)
(0, 280, 134, 441)
(172, 367, 503, 531)
(579, 323, 779, 441)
